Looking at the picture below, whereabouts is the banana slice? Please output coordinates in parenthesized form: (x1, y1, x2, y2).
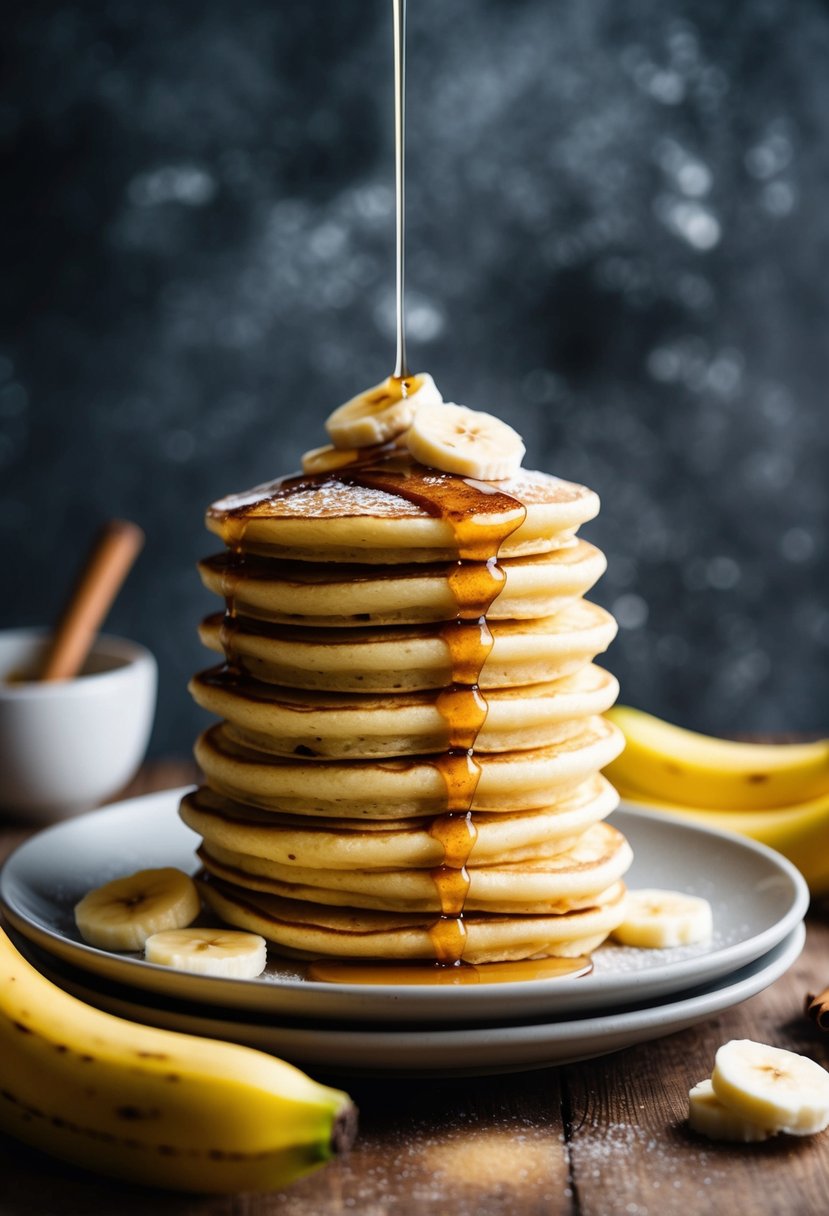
(406, 402, 526, 480)
(325, 372, 442, 449)
(610, 888, 713, 948)
(301, 432, 409, 475)
(688, 1079, 776, 1142)
(75, 868, 201, 952)
(711, 1040, 829, 1136)
(145, 927, 267, 978)
(301, 444, 364, 475)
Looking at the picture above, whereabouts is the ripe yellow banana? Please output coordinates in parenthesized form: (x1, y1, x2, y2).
(605, 706, 829, 811)
(0, 926, 356, 1193)
(605, 705, 829, 895)
(613, 784, 829, 896)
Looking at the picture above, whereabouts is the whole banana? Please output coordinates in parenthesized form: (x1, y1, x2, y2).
(0, 926, 356, 1193)
(605, 706, 829, 811)
(613, 785, 829, 896)
(605, 705, 829, 895)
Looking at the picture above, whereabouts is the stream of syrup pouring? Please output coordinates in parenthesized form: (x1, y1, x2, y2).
(213, 0, 592, 985)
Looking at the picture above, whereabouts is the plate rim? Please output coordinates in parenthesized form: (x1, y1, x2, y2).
(0, 787, 810, 1023)
(26, 923, 807, 1076)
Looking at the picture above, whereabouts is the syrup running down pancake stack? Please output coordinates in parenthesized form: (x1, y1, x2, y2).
(181, 377, 630, 969)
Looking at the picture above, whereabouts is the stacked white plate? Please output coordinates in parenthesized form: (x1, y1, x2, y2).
(0, 791, 809, 1077)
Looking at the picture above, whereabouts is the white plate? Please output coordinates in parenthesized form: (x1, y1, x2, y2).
(23, 925, 806, 1077)
(0, 789, 808, 1024)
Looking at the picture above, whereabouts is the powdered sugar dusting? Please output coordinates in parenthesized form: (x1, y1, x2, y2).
(591, 929, 727, 977)
(209, 466, 594, 520)
(263, 482, 427, 518)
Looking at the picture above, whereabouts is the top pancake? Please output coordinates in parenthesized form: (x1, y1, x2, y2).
(206, 464, 599, 563)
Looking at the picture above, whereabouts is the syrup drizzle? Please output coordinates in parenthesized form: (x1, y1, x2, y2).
(197, 1, 579, 982)
(306, 955, 594, 986)
(425, 499, 524, 964)
(217, 514, 252, 648)
(392, 0, 408, 380)
(218, 611, 240, 668)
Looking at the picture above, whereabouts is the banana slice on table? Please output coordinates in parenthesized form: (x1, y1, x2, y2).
(74, 868, 201, 952)
(688, 1079, 776, 1143)
(145, 927, 267, 978)
(325, 372, 442, 448)
(711, 1040, 829, 1136)
(610, 888, 713, 948)
(406, 402, 526, 480)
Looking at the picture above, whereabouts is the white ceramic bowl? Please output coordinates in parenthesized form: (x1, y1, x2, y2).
(0, 628, 157, 822)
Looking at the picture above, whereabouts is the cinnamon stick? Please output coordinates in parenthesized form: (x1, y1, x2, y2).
(805, 987, 829, 1031)
(39, 520, 145, 681)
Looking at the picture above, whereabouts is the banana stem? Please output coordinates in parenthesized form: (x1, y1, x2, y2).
(331, 1102, 359, 1155)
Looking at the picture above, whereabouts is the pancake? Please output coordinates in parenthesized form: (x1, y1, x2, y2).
(206, 466, 599, 564)
(194, 716, 625, 818)
(199, 874, 628, 963)
(197, 822, 633, 915)
(197, 599, 618, 692)
(189, 664, 620, 759)
(178, 776, 620, 871)
(198, 540, 606, 628)
(185, 421, 627, 968)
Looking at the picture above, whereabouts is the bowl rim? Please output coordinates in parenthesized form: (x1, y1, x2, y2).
(0, 627, 156, 699)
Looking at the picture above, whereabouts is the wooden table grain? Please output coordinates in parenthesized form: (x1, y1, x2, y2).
(2, 762, 829, 1216)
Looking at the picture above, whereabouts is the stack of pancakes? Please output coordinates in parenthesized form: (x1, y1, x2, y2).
(181, 458, 629, 965)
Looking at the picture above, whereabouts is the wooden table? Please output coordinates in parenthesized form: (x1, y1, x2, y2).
(2, 762, 829, 1216)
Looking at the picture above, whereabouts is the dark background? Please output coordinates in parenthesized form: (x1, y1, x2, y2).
(3, 0, 828, 759)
